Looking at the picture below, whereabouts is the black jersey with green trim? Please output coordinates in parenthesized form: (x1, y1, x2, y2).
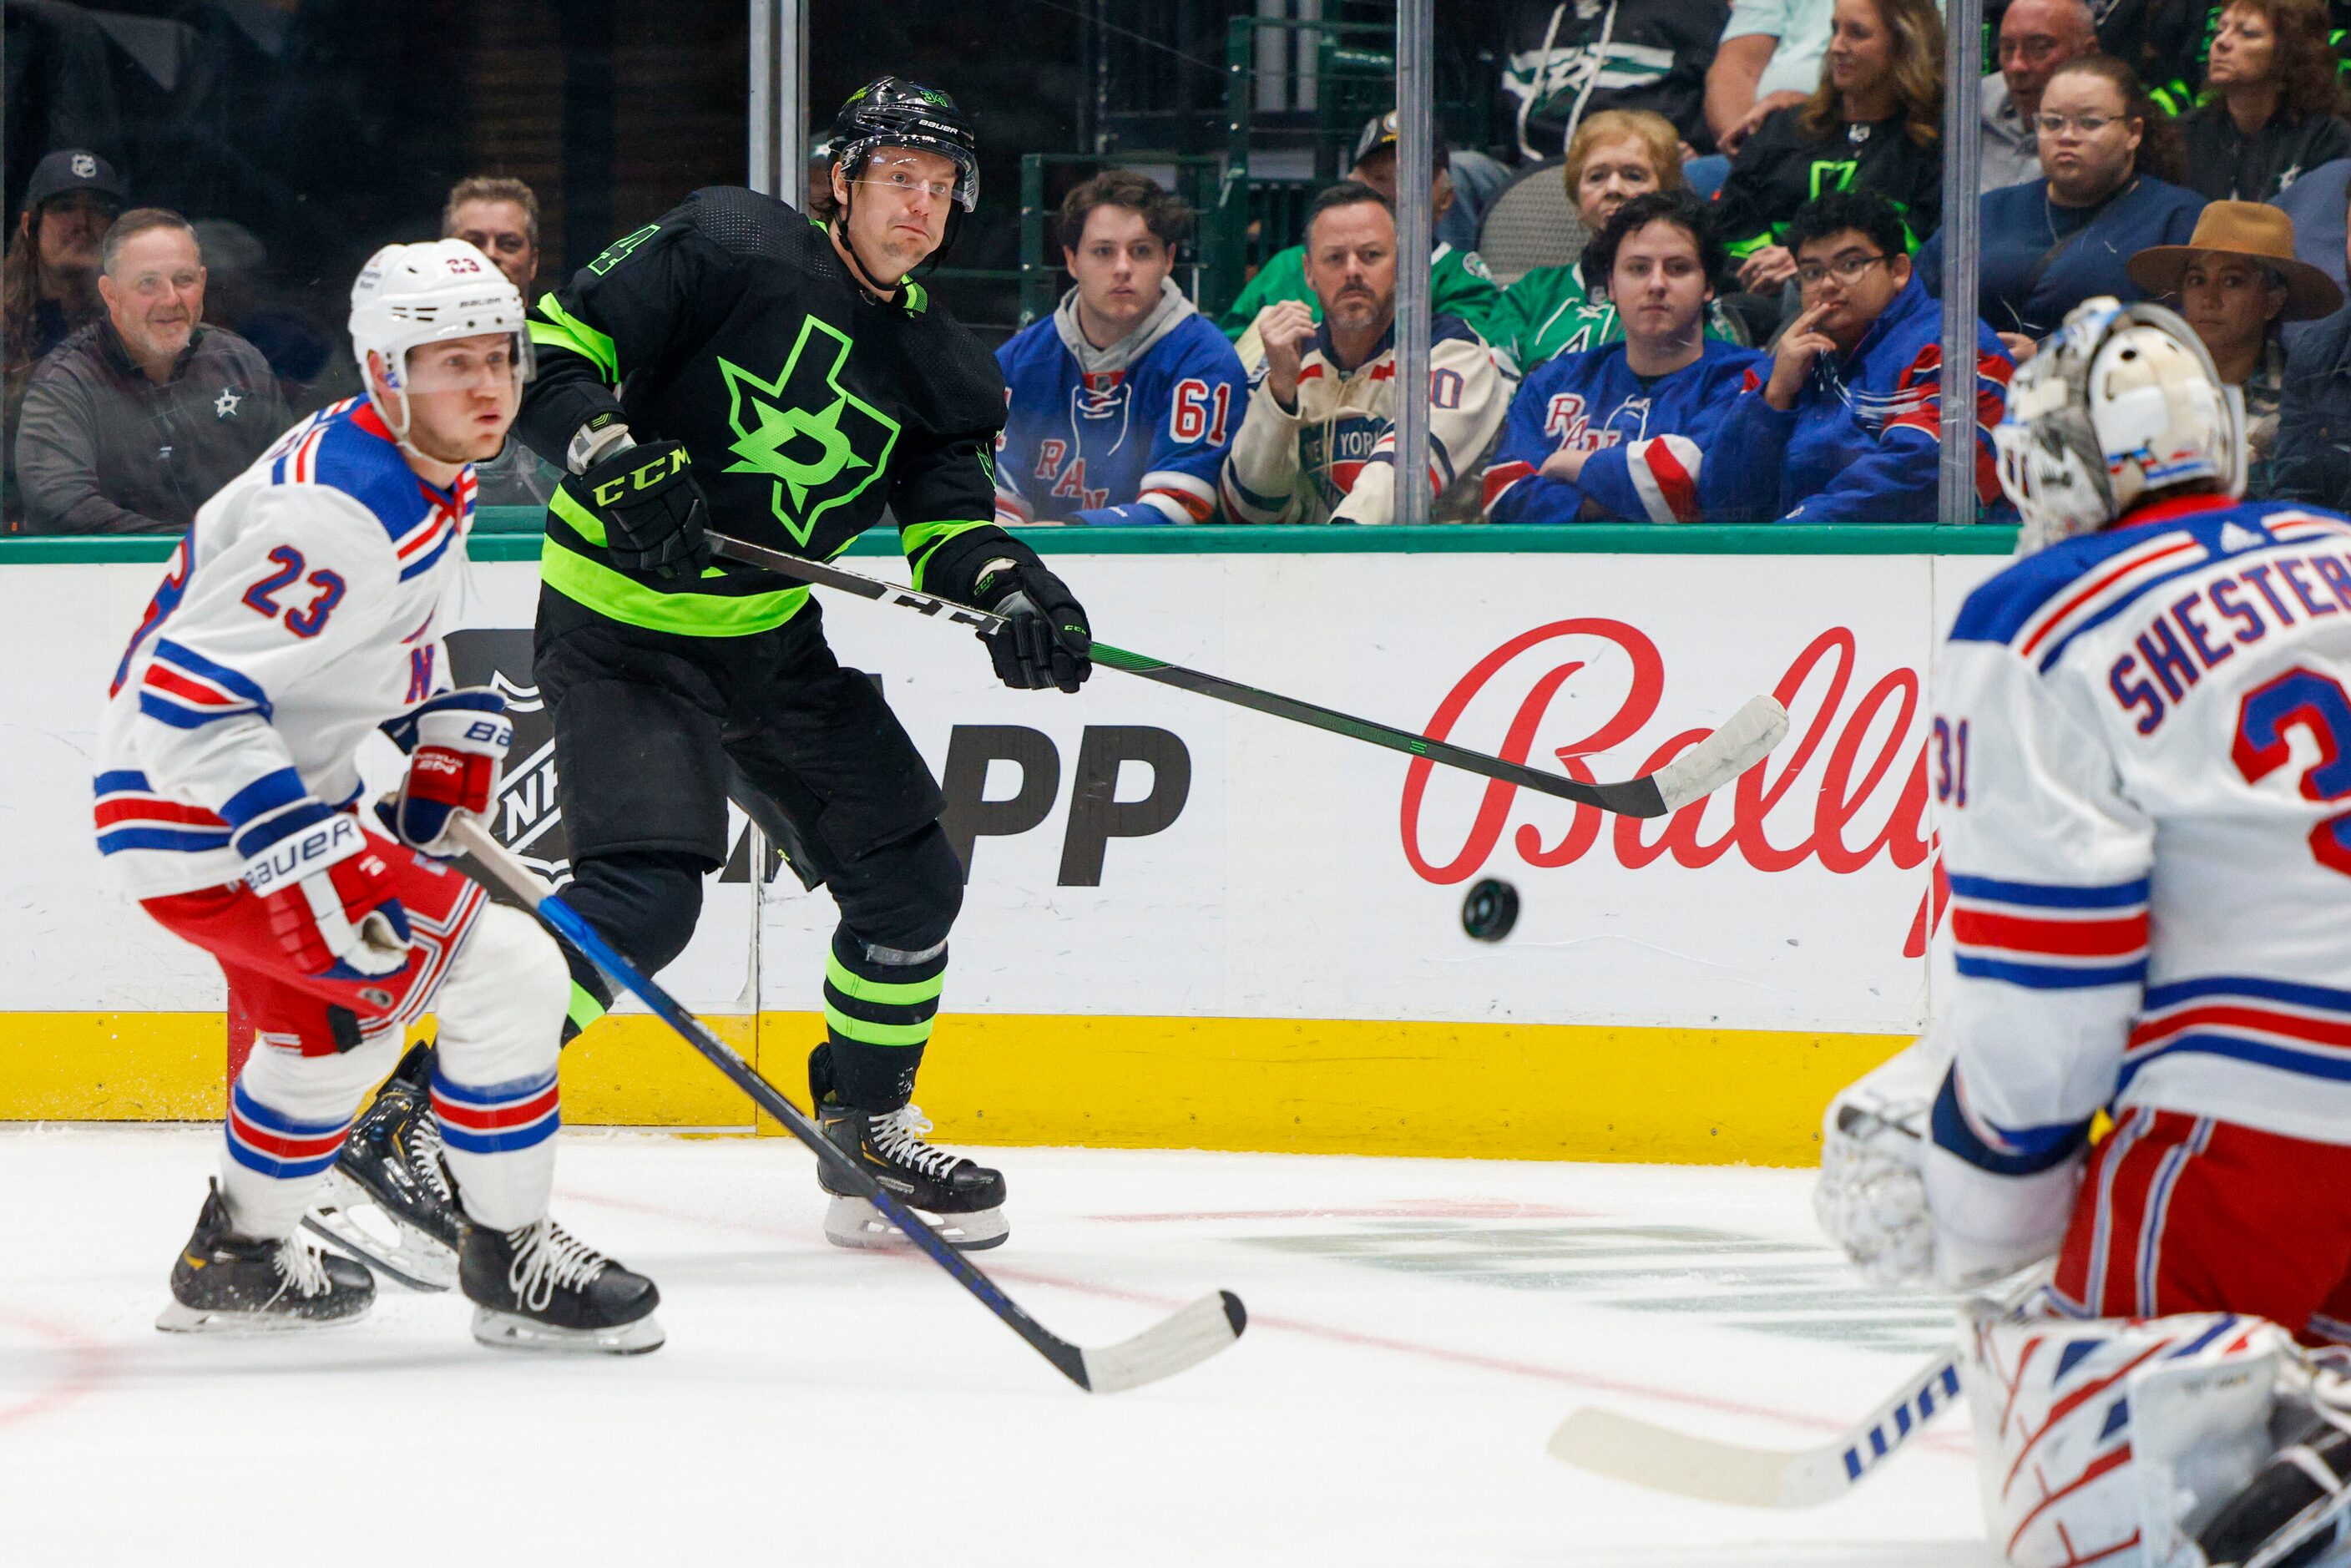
(515, 185, 1009, 635)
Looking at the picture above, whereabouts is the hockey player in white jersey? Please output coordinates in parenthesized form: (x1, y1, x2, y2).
(98, 240, 661, 1353)
(1816, 298, 2351, 1566)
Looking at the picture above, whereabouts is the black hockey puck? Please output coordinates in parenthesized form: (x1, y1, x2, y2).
(1461, 878, 1519, 943)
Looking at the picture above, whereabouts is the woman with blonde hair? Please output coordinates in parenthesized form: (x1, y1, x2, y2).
(1712, 0, 1946, 296)
(1486, 109, 1742, 371)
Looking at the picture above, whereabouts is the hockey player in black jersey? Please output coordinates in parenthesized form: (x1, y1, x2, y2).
(326, 78, 1089, 1267)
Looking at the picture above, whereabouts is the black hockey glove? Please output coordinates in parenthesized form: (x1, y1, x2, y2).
(571, 439, 711, 581)
(973, 557, 1092, 694)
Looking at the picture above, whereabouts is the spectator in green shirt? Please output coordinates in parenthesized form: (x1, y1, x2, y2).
(1221, 112, 1504, 367)
(1485, 109, 1748, 373)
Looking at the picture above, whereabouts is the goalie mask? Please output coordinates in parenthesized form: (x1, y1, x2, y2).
(348, 239, 533, 454)
(1993, 296, 2244, 555)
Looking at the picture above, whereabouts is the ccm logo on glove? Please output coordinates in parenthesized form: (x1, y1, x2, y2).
(589, 445, 690, 508)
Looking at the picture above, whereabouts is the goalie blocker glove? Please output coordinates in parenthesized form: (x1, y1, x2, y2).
(377, 688, 513, 856)
(566, 438, 710, 580)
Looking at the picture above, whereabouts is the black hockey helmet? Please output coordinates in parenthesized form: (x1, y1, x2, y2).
(829, 76, 978, 213)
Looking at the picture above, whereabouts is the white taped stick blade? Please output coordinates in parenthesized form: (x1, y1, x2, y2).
(1078, 1290, 1246, 1394)
(1549, 1409, 1837, 1508)
(1651, 695, 1790, 813)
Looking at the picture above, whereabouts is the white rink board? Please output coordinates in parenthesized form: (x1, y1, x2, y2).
(0, 547, 2006, 1033)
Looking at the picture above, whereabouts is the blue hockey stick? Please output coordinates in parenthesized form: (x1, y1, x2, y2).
(450, 817, 1245, 1394)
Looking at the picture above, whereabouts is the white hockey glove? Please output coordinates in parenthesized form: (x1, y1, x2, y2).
(1813, 1034, 1951, 1287)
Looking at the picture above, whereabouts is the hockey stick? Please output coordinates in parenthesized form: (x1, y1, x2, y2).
(1545, 1273, 2045, 1506)
(705, 532, 1788, 819)
(447, 816, 1246, 1394)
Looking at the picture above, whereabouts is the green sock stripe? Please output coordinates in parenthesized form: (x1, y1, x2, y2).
(567, 981, 608, 1032)
(822, 1000, 933, 1048)
(823, 949, 945, 1007)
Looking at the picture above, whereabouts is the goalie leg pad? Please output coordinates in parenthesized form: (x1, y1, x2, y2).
(1959, 1305, 2295, 1568)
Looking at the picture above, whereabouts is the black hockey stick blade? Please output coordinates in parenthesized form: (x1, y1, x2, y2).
(448, 818, 1246, 1393)
(705, 533, 1787, 819)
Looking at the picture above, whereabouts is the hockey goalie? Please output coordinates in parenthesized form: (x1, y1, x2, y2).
(1817, 299, 2351, 1568)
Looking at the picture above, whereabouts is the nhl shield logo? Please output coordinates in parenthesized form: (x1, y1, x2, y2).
(447, 630, 569, 880)
(70, 153, 97, 180)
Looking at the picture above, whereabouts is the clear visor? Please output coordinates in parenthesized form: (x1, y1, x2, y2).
(397, 330, 533, 395)
(847, 143, 978, 211)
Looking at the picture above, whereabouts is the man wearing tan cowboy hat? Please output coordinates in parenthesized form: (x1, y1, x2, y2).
(2127, 201, 2343, 494)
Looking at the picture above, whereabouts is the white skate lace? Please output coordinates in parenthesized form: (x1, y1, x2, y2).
(406, 1115, 453, 1202)
(273, 1237, 336, 1299)
(504, 1217, 611, 1313)
(868, 1105, 963, 1181)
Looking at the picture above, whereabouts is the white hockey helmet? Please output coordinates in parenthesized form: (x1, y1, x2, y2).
(1993, 296, 2244, 555)
(348, 238, 532, 448)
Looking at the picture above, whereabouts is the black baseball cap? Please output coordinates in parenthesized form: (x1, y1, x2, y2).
(24, 149, 126, 211)
(1352, 111, 1451, 170)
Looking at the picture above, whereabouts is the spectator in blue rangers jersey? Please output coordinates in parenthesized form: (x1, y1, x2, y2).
(1221, 183, 1509, 526)
(1484, 194, 1768, 523)
(1701, 190, 2014, 522)
(993, 171, 1246, 525)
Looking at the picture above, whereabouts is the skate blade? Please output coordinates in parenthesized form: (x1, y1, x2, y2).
(824, 1194, 1009, 1252)
(306, 1172, 456, 1292)
(470, 1306, 665, 1356)
(156, 1299, 370, 1335)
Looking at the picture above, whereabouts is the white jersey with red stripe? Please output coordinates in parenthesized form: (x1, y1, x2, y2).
(1923, 493, 2351, 1237)
(1218, 313, 1508, 526)
(94, 397, 474, 899)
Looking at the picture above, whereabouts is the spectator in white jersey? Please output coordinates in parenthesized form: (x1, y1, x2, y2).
(993, 169, 1247, 525)
(1221, 182, 1509, 526)
(442, 175, 559, 508)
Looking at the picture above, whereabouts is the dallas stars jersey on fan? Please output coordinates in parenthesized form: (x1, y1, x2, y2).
(993, 280, 1246, 526)
(516, 186, 1007, 635)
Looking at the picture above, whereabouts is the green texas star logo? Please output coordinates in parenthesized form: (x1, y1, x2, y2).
(716, 316, 899, 545)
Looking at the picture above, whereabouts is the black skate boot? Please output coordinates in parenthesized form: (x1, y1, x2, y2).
(460, 1214, 664, 1355)
(308, 1040, 460, 1291)
(157, 1180, 375, 1333)
(811, 1044, 1008, 1252)
(2196, 1418, 2351, 1568)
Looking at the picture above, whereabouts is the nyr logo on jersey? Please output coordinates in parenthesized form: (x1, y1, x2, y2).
(718, 315, 901, 547)
(1034, 439, 1110, 511)
(1544, 392, 1636, 452)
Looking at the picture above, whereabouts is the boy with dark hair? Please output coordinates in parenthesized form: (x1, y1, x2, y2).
(1699, 190, 2013, 523)
(1485, 193, 1766, 524)
(993, 169, 1246, 524)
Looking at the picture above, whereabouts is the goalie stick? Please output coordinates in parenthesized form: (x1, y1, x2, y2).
(447, 817, 1246, 1395)
(1546, 1273, 2045, 1507)
(705, 532, 1788, 819)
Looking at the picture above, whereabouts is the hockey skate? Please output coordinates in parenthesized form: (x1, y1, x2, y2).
(811, 1044, 1009, 1252)
(460, 1214, 664, 1355)
(157, 1180, 375, 1333)
(306, 1040, 461, 1291)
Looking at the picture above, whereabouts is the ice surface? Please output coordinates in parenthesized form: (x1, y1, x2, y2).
(0, 1128, 1999, 1566)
